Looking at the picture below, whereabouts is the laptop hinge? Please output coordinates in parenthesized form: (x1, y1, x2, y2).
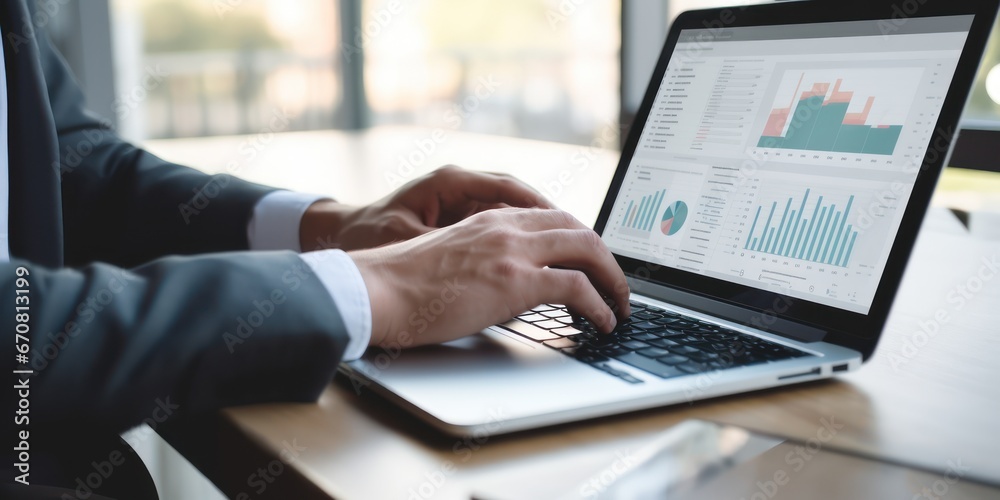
(626, 277, 828, 343)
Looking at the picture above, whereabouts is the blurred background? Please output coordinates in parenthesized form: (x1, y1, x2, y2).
(65, 0, 623, 145)
(37, 1, 1000, 498)
(43, 0, 1000, 148)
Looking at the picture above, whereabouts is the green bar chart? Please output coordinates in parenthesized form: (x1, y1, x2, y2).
(757, 74, 904, 156)
(744, 188, 859, 268)
(619, 190, 667, 237)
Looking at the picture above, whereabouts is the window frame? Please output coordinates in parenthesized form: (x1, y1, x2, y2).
(950, 121, 1000, 173)
(61, 0, 1000, 171)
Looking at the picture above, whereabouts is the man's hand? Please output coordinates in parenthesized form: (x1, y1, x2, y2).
(348, 208, 632, 349)
(299, 166, 553, 251)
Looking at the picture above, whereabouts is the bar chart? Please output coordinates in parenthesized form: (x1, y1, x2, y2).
(743, 188, 859, 268)
(756, 70, 915, 156)
(619, 189, 667, 238)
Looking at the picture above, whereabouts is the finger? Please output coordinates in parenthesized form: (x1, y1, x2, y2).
(535, 268, 618, 333)
(528, 229, 631, 319)
(448, 170, 555, 210)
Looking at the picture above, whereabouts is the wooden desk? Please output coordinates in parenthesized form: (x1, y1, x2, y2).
(146, 127, 1000, 499)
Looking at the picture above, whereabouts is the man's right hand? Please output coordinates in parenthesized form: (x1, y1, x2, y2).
(347, 208, 632, 349)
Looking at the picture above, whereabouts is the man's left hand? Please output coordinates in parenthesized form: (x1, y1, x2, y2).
(299, 165, 554, 251)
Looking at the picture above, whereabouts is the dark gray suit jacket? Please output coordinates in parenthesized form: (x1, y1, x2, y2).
(1, 0, 350, 440)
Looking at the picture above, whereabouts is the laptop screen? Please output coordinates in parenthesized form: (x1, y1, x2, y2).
(602, 15, 975, 315)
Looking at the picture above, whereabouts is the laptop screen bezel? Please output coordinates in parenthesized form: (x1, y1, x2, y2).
(593, 0, 999, 360)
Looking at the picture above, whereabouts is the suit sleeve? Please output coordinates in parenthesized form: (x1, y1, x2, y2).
(33, 7, 276, 268)
(3, 252, 349, 433)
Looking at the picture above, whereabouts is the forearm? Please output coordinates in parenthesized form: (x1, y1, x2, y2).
(2, 253, 349, 433)
(247, 192, 374, 358)
(32, 5, 276, 266)
(59, 131, 276, 266)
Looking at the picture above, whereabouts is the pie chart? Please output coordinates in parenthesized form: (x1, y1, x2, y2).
(660, 201, 688, 236)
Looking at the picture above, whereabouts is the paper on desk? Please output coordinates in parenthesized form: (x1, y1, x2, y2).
(552, 420, 782, 500)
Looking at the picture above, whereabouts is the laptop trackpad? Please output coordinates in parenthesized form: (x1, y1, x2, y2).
(354, 328, 573, 377)
(345, 329, 631, 426)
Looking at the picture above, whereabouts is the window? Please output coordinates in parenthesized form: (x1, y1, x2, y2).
(108, 0, 620, 147)
(361, 0, 620, 146)
(111, 0, 344, 141)
(964, 16, 1000, 123)
(949, 16, 1000, 173)
(666, 0, 770, 20)
(102, 2, 1000, 156)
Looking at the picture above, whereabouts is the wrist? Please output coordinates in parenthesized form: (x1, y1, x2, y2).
(299, 200, 357, 252)
(348, 248, 395, 347)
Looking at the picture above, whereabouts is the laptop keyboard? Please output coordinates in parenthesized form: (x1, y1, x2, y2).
(500, 301, 812, 384)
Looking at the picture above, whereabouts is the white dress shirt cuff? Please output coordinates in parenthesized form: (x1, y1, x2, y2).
(249, 192, 372, 360)
(247, 191, 330, 252)
(299, 250, 373, 361)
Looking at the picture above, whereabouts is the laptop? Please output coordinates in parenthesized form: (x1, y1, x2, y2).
(341, 0, 1000, 435)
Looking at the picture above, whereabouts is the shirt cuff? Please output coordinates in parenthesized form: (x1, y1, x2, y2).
(299, 250, 372, 361)
(247, 191, 330, 252)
